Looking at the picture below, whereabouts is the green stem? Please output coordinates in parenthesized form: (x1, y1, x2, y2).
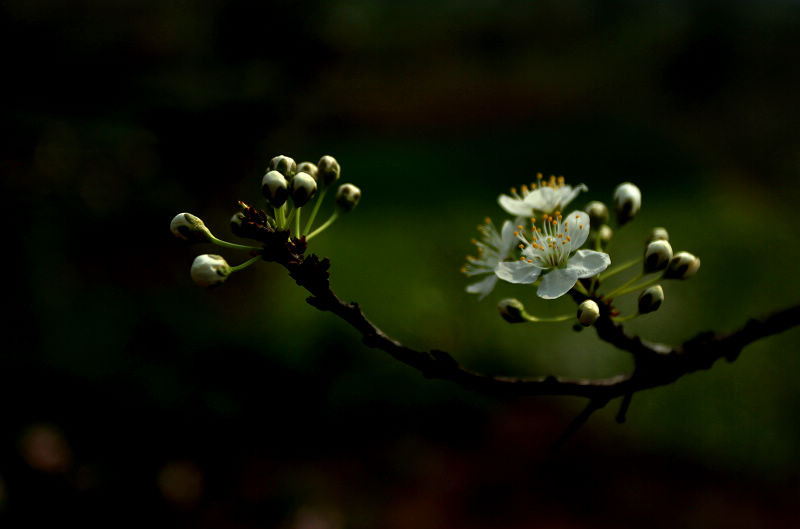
(604, 271, 645, 299)
(229, 255, 262, 272)
(303, 188, 328, 235)
(294, 208, 301, 236)
(590, 275, 599, 295)
(524, 313, 574, 323)
(286, 205, 297, 224)
(612, 312, 639, 323)
(306, 210, 340, 240)
(277, 203, 287, 229)
(207, 234, 261, 252)
(599, 258, 641, 281)
(572, 281, 589, 296)
(611, 276, 663, 298)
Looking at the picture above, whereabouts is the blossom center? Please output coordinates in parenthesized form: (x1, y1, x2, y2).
(507, 173, 568, 200)
(516, 212, 582, 269)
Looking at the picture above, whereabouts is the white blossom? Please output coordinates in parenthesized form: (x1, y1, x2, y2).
(462, 219, 517, 299)
(498, 175, 588, 217)
(495, 210, 610, 299)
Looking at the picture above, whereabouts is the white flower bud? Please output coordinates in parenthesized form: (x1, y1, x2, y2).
(170, 212, 211, 242)
(598, 225, 613, 246)
(638, 285, 664, 314)
(317, 155, 341, 187)
(296, 161, 319, 181)
(290, 171, 317, 207)
(497, 298, 527, 323)
(230, 210, 246, 237)
(643, 240, 673, 274)
(262, 170, 289, 207)
(190, 254, 231, 287)
(613, 182, 641, 225)
(335, 183, 361, 212)
(588, 225, 613, 249)
(577, 299, 600, 327)
(664, 251, 701, 280)
(585, 201, 609, 227)
(268, 155, 297, 178)
(646, 227, 669, 244)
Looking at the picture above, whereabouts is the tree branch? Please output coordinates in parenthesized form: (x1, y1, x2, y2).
(236, 203, 800, 410)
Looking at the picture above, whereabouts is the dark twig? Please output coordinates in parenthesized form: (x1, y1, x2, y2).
(615, 392, 633, 424)
(551, 399, 609, 451)
(236, 205, 800, 437)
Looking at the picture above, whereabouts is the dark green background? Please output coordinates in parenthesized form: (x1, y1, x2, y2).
(4, 1, 800, 527)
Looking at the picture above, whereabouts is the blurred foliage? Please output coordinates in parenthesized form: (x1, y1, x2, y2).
(3, 0, 800, 527)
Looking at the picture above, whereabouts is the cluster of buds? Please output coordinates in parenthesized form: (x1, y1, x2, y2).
(260, 154, 361, 237)
(171, 154, 362, 287)
(464, 177, 700, 328)
(577, 183, 700, 322)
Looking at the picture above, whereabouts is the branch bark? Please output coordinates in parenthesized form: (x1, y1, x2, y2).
(236, 204, 800, 425)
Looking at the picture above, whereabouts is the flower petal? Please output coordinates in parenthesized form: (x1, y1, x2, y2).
(499, 220, 518, 256)
(566, 249, 611, 278)
(558, 184, 588, 210)
(564, 210, 590, 251)
(495, 261, 543, 284)
(498, 195, 533, 216)
(530, 186, 556, 212)
(466, 274, 498, 299)
(536, 268, 580, 299)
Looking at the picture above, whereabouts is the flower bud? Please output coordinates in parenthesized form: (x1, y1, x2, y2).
(290, 171, 317, 207)
(646, 227, 669, 244)
(643, 240, 673, 274)
(317, 155, 341, 187)
(585, 201, 609, 227)
(268, 155, 297, 178)
(663, 251, 701, 280)
(335, 183, 361, 212)
(262, 170, 289, 208)
(190, 254, 231, 287)
(638, 285, 664, 314)
(588, 225, 613, 249)
(577, 299, 600, 327)
(230, 210, 246, 237)
(613, 182, 641, 225)
(598, 225, 613, 247)
(297, 161, 319, 181)
(498, 298, 526, 323)
(170, 212, 211, 242)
